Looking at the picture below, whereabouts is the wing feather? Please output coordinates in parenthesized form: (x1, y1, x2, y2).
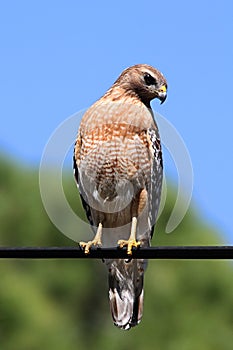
(147, 127, 163, 238)
(73, 133, 94, 227)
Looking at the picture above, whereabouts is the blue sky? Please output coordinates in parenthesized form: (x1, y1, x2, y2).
(0, 1, 233, 242)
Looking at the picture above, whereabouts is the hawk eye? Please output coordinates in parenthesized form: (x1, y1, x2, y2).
(144, 73, 156, 86)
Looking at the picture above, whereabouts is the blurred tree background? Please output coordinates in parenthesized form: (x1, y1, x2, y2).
(0, 154, 232, 350)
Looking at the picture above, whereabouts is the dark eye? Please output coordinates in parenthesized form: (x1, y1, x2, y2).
(144, 73, 156, 86)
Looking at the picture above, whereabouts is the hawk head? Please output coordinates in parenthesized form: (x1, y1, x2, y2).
(114, 64, 167, 105)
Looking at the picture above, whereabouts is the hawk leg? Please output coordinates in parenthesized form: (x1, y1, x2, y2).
(80, 223, 102, 254)
(118, 217, 140, 255)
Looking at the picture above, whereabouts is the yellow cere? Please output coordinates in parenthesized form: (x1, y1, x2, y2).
(159, 85, 167, 93)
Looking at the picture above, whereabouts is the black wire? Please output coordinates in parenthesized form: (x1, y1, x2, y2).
(0, 246, 232, 259)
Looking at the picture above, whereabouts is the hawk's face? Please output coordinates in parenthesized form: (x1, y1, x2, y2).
(115, 64, 167, 105)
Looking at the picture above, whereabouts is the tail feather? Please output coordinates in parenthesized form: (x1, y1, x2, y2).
(108, 259, 145, 330)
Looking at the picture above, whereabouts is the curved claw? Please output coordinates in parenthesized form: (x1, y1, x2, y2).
(79, 240, 102, 254)
(118, 239, 141, 255)
(79, 223, 103, 254)
(118, 217, 140, 255)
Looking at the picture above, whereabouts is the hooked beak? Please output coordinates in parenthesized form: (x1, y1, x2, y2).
(157, 85, 167, 104)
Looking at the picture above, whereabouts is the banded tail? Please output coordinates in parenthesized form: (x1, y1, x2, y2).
(107, 259, 145, 330)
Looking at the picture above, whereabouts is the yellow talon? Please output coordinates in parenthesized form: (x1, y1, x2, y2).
(118, 217, 140, 255)
(118, 239, 141, 255)
(79, 239, 102, 254)
(79, 223, 102, 254)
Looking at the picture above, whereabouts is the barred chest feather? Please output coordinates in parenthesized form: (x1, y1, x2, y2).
(78, 123, 152, 214)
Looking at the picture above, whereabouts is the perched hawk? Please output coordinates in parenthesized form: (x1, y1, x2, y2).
(73, 64, 167, 330)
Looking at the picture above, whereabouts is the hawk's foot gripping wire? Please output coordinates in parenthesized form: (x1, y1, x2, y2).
(79, 223, 102, 254)
(118, 217, 141, 255)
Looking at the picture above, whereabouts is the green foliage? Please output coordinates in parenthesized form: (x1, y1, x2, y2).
(0, 155, 232, 349)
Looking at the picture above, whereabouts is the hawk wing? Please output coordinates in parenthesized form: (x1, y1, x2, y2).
(147, 127, 163, 238)
(73, 133, 94, 227)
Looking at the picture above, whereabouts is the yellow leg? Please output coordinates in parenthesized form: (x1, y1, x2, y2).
(79, 223, 102, 254)
(118, 217, 140, 255)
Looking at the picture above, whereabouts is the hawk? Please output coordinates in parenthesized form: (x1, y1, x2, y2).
(73, 64, 167, 330)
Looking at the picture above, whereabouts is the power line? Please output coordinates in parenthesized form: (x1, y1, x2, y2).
(0, 246, 232, 259)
